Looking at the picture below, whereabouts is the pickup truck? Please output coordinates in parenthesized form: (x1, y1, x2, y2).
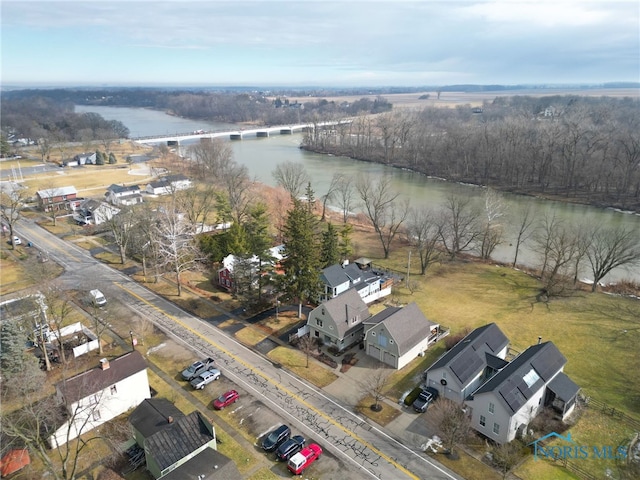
(181, 357, 215, 381)
(287, 443, 322, 475)
(412, 386, 439, 413)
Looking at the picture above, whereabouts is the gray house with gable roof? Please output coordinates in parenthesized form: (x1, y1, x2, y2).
(424, 323, 510, 402)
(307, 288, 371, 352)
(363, 302, 440, 369)
(465, 340, 580, 444)
(320, 261, 392, 304)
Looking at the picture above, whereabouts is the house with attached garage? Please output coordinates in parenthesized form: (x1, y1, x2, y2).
(319, 260, 393, 304)
(49, 351, 150, 447)
(424, 323, 510, 402)
(306, 288, 371, 352)
(465, 340, 580, 444)
(362, 302, 441, 369)
(73, 198, 120, 225)
(129, 397, 239, 479)
(105, 183, 143, 206)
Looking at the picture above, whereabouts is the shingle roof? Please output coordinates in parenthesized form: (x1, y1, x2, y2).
(145, 412, 215, 471)
(473, 341, 567, 413)
(107, 184, 140, 194)
(129, 398, 184, 440)
(36, 186, 77, 198)
(56, 351, 147, 404)
(427, 323, 509, 385)
(366, 302, 438, 354)
(321, 288, 371, 339)
(547, 371, 580, 402)
(321, 263, 364, 288)
(158, 447, 240, 480)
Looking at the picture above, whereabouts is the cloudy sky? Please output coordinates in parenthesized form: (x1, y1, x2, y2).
(1, 0, 638, 87)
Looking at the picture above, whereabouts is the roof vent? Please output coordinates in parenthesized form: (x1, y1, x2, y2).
(100, 358, 110, 370)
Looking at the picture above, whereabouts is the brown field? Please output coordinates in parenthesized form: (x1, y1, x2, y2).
(281, 87, 640, 109)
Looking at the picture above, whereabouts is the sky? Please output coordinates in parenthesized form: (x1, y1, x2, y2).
(1, 0, 639, 88)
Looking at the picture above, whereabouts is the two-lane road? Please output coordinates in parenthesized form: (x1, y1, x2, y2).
(14, 219, 463, 480)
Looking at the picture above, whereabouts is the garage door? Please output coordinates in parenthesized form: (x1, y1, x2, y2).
(383, 351, 396, 368)
(368, 344, 381, 360)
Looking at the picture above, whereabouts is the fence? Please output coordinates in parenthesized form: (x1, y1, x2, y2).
(581, 394, 640, 431)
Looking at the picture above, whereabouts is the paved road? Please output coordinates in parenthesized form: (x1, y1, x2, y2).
(14, 219, 463, 480)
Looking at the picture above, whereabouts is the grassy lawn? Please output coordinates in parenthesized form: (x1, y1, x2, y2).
(257, 310, 304, 336)
(235, 326, 269, 346)
(267, 346, 338, 388)
(355, 395, 402, 426)
(428, 449, 504, 480)
(247, 467, 280, 480)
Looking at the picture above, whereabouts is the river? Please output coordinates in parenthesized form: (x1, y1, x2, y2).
(75, 105, 640, 284)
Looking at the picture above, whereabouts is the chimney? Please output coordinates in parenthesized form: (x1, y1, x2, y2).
(537, 336, 542, 345)
(168, 416, 174, 424)
(100, 358, 110, 370)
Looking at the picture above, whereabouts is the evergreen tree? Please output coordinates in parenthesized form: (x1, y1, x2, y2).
(108, 152, 117, 164)
(339, 223, 354, 261)
(225, 222, 249, 256)
(281, 198, 322, 318)
(304, 181, 316, 215)
(95, 150, 105, 165)
(320, 223, 340, 267)
(245, 203, 276, 303)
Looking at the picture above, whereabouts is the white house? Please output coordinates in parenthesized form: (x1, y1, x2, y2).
(217, 245, 284, 292)
(146, 174, 192, 195)
(465, 341, 580, 444)
(105, 184, 143, 206)
(319, 261, 393, 304)
(424, 323, 510, 402)
(49, 351, 150, 447)
(306, 288, 371, 352)
(73, 198, 120, 225)
(363, 302, 440, 370)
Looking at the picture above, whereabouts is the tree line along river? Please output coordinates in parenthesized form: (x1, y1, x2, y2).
(75, 105, 640, 284)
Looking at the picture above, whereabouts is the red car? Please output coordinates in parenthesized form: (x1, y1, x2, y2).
(287, 443, 322, 475)
(213, 390, 239, 409)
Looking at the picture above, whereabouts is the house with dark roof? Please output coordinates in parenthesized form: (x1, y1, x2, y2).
(424, 323, 510, 402)
(49, 351, 150, 447)
(320, 261, 393, 304)
(363, 302, 440, 369)
(465, 340, 580, 444)
(106, 183, 143, 206)
(146, 174, 192, 195)
(129, 398, 238, 479)
(72, 198, 120, 225)
(307, 288, 371, 352)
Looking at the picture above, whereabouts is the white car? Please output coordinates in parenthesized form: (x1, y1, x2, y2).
(190, 368, 221, 389)
(10, 236, 21, 245)
(90, 289, 107, 307)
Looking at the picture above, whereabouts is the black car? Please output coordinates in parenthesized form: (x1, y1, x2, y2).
(275, 435, 305, 461)
(261, 424, 291, 452)
(412, 386, 439, 413)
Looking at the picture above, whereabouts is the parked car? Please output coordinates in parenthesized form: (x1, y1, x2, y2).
(89, 289, 107, 307)
(181, 357, 215, 381)
(190, 368, 221, 389)
(276, 435, 305, 461)
(412, 386, 439, 413)
(213, 390, 239, 409)
(9, 236, 21, 245)
(287, 443, 322, 475)
(261, 424, 291, 452)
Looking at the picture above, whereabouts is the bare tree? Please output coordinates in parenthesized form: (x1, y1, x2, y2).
(534, 215, 578, 296)
(41, 285, 74, 364)
(437, 194, 480, 259)
(273, 161, 310, 198)
(335, 173, 355, 223)
(586, 226, 640, 292)
(320, 173, 343, 221)
(356, 175, 410, 259)
(175, 184, 217, 233)
(0, 185, 27, 249)
(491, 440, 525, 479)
(511, 204, 537, 267)
(105, 207, 137, 264)
(152, 200, 203, 296)
(406, 206, 441, 275)
(430, 398, 472, 457)
(187, 140, 233, 181)
(359, 364, 392, 411)
(297, 334, 317, 368)
(479, 188, 506, 260)
(220, 161, 254, 224)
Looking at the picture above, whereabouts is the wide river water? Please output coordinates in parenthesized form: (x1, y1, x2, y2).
(75, 105, 640, 284)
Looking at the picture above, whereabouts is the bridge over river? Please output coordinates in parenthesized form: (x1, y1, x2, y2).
(134, 120, 347, 145)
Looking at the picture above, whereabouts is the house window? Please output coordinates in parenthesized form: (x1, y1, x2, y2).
(493, 423, 500, 435)
(316, 318, 323, 327)
(88, 394, 99, 406)
(321, 308, 325, 315)
(110, 385, 117, 395)
(488, 402, 495, 414)
(93, 410, 101, 421)
(479, 415, 486, 427)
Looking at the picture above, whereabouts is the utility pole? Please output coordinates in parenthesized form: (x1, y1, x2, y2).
(406, 250, 411, 289)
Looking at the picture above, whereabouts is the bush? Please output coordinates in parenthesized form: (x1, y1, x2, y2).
(445, 327, 471, 350)
(404, 386, 424, 406)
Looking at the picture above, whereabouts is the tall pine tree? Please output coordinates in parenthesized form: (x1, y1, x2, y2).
(320, 222, 340, 267)
(281, 198, 322, 318)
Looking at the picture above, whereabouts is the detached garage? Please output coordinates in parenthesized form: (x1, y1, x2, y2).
(363, 302, 440, 370)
